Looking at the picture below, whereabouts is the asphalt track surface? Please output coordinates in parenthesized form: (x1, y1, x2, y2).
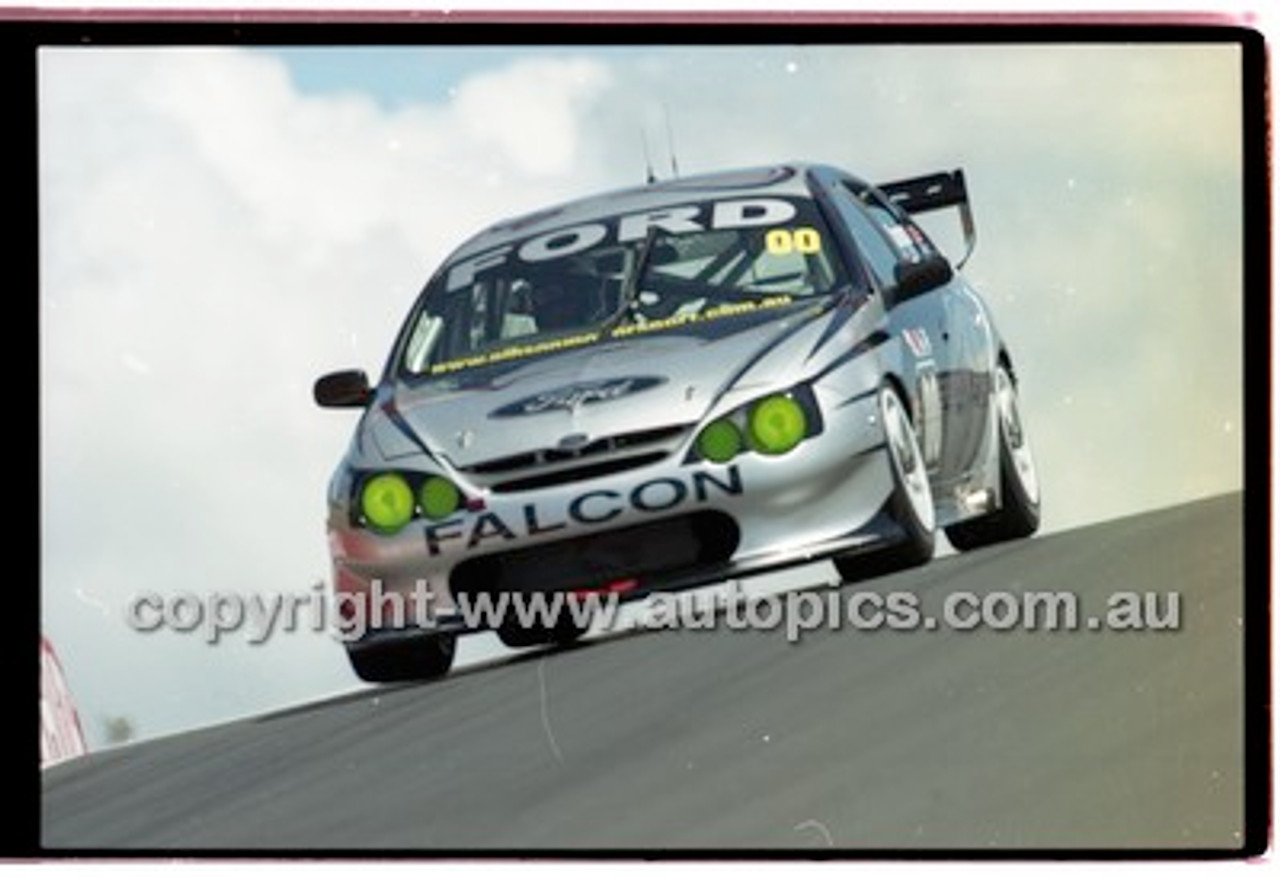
(42, 493, 1247, 852)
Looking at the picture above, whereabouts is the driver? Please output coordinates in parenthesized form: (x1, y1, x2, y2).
(528, 272, 611, 332)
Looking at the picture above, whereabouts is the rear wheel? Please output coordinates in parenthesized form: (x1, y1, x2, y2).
(835, 384, 936, 582)
(944, 365, 1040, 551)
(346, 633, 456, 683)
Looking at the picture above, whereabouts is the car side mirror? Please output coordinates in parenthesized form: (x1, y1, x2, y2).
(892, 254, 953, 302)
(314, 369, 372, 409)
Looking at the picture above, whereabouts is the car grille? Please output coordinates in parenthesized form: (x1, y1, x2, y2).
(460, 424, 692, 493)
(450, 510, 740, 599)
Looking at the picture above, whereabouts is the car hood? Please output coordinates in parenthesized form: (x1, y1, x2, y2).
(363, 297, 865, 468)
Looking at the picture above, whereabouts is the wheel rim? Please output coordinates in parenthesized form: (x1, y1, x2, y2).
(994, 367, 1040, 505)
(881, 388, 936, 533)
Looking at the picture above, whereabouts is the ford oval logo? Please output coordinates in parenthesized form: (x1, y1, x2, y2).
(490, 376, 667, 418)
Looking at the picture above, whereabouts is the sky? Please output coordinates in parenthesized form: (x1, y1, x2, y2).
(38, 40, 1247, 749)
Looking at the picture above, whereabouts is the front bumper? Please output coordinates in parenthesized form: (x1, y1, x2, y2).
(328, 385, 897, 640)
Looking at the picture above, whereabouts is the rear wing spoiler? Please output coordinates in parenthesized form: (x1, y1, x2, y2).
(876, 169, 976, 268)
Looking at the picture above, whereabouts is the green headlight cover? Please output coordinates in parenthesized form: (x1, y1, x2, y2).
(697, 418, 744, 463)
(360, 473, 415, 533)
(419, 475, 461, 520)
(749, 394, 808, 455)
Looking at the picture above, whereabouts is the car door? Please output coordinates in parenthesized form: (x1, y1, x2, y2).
(825, 181, 952, 476)
(937, 277, 997, 481)
(871, 186, 997, 489)
(869, 186, 995, 489)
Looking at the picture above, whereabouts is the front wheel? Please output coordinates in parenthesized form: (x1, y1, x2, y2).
(835, 385, 936, 582)
(496, 591, 592, 649)
(944, 365, 1041, 551)
(346, 632, 457, 683)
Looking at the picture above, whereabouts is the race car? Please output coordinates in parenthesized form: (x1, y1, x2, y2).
(314, 162, 1040, 681)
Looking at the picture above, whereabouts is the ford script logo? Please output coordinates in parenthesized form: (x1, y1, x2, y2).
(490, 376, 666, 418)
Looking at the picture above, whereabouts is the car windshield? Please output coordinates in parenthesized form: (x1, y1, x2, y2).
(398, 195, 849, 377)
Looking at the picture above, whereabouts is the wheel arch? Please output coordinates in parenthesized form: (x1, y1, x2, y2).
(881, 372, 915, 421)
(996, 343, 1018, 385)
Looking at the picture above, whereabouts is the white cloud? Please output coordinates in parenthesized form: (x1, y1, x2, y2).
(453, 57, 615, 177)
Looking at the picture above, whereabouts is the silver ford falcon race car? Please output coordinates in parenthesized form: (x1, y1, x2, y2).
(315, 162, 1040, 681)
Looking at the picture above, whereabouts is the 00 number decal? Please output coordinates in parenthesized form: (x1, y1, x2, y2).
(764, 227, 822, 256)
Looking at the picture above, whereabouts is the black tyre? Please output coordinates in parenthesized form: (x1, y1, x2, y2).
(496, 592, 592, 649)
(835, 385, 936, 582)
(346, 633, 456, 683)
(944, 365, 1041, 551)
